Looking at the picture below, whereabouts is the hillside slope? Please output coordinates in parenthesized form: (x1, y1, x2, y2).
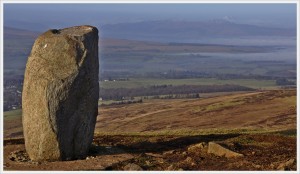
(3, 89, 296, 171)
(4, 89, 296, 138)
(96, 89, 296, 133)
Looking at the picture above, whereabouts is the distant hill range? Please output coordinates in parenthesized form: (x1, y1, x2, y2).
(101, 20, 296, 41)
(4, 27, 38, 39)
(4, 19, 295, 42)
(3, 26, 296, 82)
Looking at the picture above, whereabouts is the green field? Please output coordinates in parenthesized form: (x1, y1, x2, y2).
(100, 78, 277, 89)
(4, 109, 22, 121)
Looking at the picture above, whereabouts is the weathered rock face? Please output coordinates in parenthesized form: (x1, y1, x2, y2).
(22, 26, 99, 161)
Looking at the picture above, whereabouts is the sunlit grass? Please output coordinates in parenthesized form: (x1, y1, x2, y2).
(94, 128, 296, 137)
(100, 78, 277, 89)
(4, 109, 22, 120)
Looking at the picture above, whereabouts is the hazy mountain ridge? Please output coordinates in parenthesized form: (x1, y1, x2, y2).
(4, 19, 295, 41)
(101, 19, 296, 41)
(4, 26, 296, 81)
(4, 26, 39, 39)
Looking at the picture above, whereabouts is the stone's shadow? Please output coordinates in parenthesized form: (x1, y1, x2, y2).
(99, 133, 241, 171)
(90, 133, 240, 156)
(88, 144, 127, 157)
(4, 138, 24, 146)
(5, 133, 241, 160)
(122, 134, 240, 154)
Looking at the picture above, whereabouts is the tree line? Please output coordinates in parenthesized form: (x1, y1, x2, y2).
(100, 84, 254, 100)
(100, 70, 296, 81)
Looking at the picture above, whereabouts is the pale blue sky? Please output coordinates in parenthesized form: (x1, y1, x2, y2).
(4, 3, 297, 31)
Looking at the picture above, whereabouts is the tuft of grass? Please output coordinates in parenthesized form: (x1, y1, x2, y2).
(226, 135, 273, 147)
(273, 129, 297, 137)
(204, 100, 244, 112)
(193, 99, 244, 113)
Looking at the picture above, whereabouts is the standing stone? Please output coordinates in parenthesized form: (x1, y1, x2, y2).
(22, 26, 99, 161)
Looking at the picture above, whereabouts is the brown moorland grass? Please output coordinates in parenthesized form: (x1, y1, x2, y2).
(4, 89, 296, 138)
(96, 89, 296, 134)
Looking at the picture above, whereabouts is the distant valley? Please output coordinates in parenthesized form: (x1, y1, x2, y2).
(3, 26, 296, 78)
(3, 24, 296, 111)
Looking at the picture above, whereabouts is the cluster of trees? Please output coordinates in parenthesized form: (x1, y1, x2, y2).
(4, 77, 24, 87)
(150, 93, 200, 99)
(3, 78, 23, 111)
(100, 71, 133, 81)
(100, 84, 253, 100)
(100, 99, 143, 106)
(156, 71, 296, 80)
(276, 78, 295, 86)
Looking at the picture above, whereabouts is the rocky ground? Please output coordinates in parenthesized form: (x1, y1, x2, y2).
(3, 131, 296, 171)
